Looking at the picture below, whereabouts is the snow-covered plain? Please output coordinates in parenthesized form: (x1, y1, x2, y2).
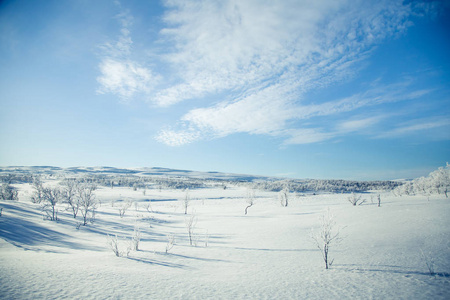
(1, 172, 449, 299)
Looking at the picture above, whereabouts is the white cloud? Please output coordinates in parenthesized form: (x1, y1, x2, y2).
(182, 83, 297, 137)
(96, 6, 159, 101)
(283, 128, 335, 145)
(97, 58, 158, 100)
(337, 116, 382, 133)
(96, 1, 439, 146)
(152, 0, 429, 145)
(155, 0, 329, 106)
(156, 0, 405, 107)
(159, 80, 432, 145)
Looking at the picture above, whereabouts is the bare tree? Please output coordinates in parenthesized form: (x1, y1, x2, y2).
(78, 183, 97, 226)
(31, 177, 44, 204)
(311, 208, 342, 269)
(244, 188, 255, 215)
(41, 187, 61, 221)
(61, 179, 79, 218)
(347, 193, 366, 206)
(185, 213, 197, 246)
(182, 189, 190, 215)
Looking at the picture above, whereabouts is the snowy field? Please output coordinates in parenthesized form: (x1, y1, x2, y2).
(1, 177, 449, 299)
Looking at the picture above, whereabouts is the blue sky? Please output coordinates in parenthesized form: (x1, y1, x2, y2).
(0, 0, 449, 180)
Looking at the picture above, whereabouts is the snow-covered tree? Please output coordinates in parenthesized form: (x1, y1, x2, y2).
(185, 213, 197, 246)
(279, 185, 289, 207)
(245, 188, 255, 215)
(41, 187, 61, 221)
(182, 189, 190, 215)
(31, 177, 44, 203)
(77, 183, 97, 225)
(394, 163, 450, 197)
(61, 179, 79, 218)
(311, 208, 342, 269)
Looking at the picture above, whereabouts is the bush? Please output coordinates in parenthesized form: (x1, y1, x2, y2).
(347, 193, 366, 206)
(0, 183, 19, 201)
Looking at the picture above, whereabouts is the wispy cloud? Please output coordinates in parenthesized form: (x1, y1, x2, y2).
(337, 116, 383, 133)
(96, 6, 160, 101)
(152, 0, 433, 146)
(282, 128, 335, 145)
(96, 1, 440, 146)
(377, 118, 450, 139)
(159, 79, 433, 145)
(154, 0, 413, 107)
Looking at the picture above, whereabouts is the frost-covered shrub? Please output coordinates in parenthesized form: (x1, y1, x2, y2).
(420, 249, 436, 276)
(107, 234, 125, 257)
(347, 193, 366, 206)
(165, 234, 175, 253)
(131, 226, 141, 251)
(118, 199, 133, 218)
(0, 183, 19, 201)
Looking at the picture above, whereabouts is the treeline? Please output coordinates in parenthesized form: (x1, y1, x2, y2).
(80, 175, 210, 190)
(246, 178, 401, 193)
(0, 169, 404, 193)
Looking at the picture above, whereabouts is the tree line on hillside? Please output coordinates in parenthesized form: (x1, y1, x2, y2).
(1, 164, 449, 196)
(246, 178, 401, 194)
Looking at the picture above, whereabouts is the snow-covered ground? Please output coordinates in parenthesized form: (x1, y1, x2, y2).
(1, 180, 449, 299)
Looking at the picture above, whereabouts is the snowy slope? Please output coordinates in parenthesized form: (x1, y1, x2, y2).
(0, 178, 449, 299)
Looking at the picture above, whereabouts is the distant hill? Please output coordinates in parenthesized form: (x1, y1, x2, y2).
(0, 166, 403, 193)
(0, 166, 273, 182)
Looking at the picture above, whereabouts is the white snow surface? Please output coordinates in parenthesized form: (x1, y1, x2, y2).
(1, 181, 449, 299)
